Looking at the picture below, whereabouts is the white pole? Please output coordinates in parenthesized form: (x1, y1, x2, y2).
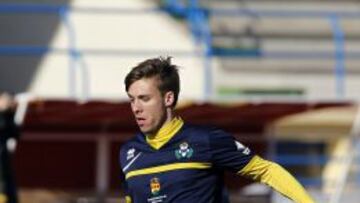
(330, 104, 360, 203)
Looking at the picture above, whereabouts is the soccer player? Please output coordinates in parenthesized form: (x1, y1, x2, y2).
(120, 57, 315, 203)
(0, 93, 19, 203)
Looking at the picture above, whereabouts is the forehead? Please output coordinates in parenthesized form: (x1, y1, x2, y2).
(127, 77, 160, 96)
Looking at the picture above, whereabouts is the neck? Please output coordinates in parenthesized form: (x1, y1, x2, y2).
(145, 107, 175, 136)
(146, 116, 184, 150)
(162, 108, 175, 128)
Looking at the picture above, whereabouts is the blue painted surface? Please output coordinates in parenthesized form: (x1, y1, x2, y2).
(330, 15, 346, 99)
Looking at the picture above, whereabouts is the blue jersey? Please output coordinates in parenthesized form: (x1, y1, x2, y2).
(120, 123, 254, 203)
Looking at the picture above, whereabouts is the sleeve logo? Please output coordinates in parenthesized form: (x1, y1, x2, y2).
(126, 148, 136, 160)
(235, 141, 251, 155)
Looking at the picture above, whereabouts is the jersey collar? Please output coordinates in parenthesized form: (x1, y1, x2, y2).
(146, 117, 184, 150)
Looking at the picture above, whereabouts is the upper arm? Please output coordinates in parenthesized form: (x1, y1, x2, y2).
(209, 129, 255, 172)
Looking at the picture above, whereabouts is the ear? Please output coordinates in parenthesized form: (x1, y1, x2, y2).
(164, 91, 175, 108)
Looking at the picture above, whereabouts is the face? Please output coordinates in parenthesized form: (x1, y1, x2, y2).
(127, 77, 174, 134)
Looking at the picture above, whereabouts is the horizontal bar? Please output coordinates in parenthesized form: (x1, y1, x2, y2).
(264, 51, 360, 59)
(3, 46, 360, 59)
(275, 154, 360, 166)
(72, 7, 163, 14)
(0, 3, 163, 14)
(2, 3, 360, 19)
(0, 46, 200, 57)
(0, 46, 59, 55)
(212, 48, 261, 57)
(212, 48, 360, 59)
(0, 4, 64, 14)
(210, 8, 360, 18)
(297, 177, 322, 187)
(275, 155, 328, 165)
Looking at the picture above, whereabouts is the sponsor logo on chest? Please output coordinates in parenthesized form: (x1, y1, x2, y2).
(148, 177, 167, 203)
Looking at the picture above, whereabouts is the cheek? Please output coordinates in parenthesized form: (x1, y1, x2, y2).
(146, 102, 165, 117)
(130, 103, 136, 112)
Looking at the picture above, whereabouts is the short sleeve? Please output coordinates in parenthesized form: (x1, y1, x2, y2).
(209, 129, 255, 173)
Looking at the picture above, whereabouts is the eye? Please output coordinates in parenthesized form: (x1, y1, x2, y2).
(139, 95, 150, 102)
(142, 96, 150, 102)
(128, 97, 135, 103)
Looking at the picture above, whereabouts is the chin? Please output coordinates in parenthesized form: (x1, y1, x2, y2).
(141, 127, 157, 135)
(140, 127, 151, 134)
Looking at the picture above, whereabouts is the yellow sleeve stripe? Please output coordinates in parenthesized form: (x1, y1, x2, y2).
(238, 156, 315, 203)
(238, 155, 267, 178)
(125, 162, 212, 179)
(125, 196, 132, 203)
(0, 194, 7, 203)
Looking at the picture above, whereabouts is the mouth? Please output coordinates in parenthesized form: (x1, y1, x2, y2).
(136, 117, 146, 126)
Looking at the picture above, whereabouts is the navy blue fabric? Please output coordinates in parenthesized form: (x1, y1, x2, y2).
(119, 124, 254, 203)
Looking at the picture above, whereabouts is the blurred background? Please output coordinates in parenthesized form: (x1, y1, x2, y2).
(0, 0, 360, 202)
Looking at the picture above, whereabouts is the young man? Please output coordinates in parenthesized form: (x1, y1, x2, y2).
(120, 57, 315, 203)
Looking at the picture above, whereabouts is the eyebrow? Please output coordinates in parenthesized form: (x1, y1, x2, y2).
(127, 93, 150, 99)
(138, 95, 150, 99)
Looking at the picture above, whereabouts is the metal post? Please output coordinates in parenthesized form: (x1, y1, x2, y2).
(329, 14, 346, 99)
(59, 7, 77, 99)
(79, 55, 90, 101)
(60, 6, 90, 101)
(187, 0, 213, 100)
(96, 134, 110, 202)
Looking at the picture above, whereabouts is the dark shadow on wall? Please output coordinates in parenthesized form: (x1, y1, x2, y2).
(0, 0, 71, 94)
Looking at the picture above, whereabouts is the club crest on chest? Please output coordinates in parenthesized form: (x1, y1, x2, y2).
(175, 142, 193, 159)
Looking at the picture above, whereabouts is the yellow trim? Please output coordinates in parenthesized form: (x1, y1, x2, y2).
(125, 195, 132, 203)
(146, 117, 184, 150)
(238, 156, 315, 203)
(238, 155, 263, 177)
(125, 162, 212, 179)
(0, 194, 7, 203)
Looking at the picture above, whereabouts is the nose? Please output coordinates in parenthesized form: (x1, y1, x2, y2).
(131, 99, 142, 114)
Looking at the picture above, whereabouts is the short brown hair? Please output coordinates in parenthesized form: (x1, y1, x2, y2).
(125, 57, 180, 107)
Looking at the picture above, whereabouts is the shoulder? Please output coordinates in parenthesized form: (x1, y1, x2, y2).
(184, 124, 241, 153)
(119, 134, 142, 166)
(182, 123, 215, 136)
(120, 134, 141, 154)
(182, 123, 232, 143)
